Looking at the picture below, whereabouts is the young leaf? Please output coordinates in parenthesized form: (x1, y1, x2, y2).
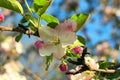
(105, 72, 120, 79)
(15, 33, 23, 42)
(20, 17, 28, 23)
(47, 22, 58, 29)
(98, 61, 115, 69)
(71, 14, 89, 32)
(0, 0, 23, 14)
(70, 36, 86, 50)
(77, 36, 86, 46)
(33, 0, 53, 16)
(41, 14, 59, 24)
(71, 14, 78, 21)
(45, 54, 53, 70)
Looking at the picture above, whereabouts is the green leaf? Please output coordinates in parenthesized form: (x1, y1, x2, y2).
(70, 36, 86, 48)
(98, 61, 115, 69)
(15, 33, 23, 42)
(33, 0, 53, 16)
(71, 14, 78, 21)
(71, 13, 89, 32)
(70, 39, 85, 49)
(0, 0, 23, 14)
(41, 14, 59, 24)
(24, 14, 38, 26)
(47, 22, 58, 29)
(20, 17, 27, 23)
(66, 49, 80, 59)
(77, 36, 86, 46)
(45, 54, 53, 70)
(105, 72, 120, 79)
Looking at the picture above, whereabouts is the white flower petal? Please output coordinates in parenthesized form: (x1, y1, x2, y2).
(59, 31, 77, 47)
(39, 43, 55, 56)
(84, 55, 99, 69)
(53, 44, 66, 59)
(15, 42, 23, 54)
(38, 27, 57, 42)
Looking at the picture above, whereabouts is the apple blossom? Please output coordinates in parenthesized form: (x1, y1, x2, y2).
(15, 42, 23, 54)
(1, 37, 23, 55)
(35, 20, 77, 59)
(67, 66, 95, 80)
(0, 61, 26, 80)
(84, 55, 99, 70)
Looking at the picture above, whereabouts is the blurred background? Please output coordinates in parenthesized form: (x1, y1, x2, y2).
(0, 0, 120, 80)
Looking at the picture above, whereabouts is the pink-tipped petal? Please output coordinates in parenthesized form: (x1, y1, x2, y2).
(64, 19, 78, 32)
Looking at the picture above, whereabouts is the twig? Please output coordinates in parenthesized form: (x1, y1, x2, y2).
(0, 26, 39, 37)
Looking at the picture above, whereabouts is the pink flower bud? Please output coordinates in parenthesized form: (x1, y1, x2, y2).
(34, 40, 44, 49)
(0, 14, 4, 21)
(72, 46, 83, 55)
(59, 63, 68, 72)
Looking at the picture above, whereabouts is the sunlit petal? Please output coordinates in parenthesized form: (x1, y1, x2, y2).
(39, 43, 56, 56)
(53, 44, 66, 59)
(38, 27, 57, 42)
(59, 31, 77, 47)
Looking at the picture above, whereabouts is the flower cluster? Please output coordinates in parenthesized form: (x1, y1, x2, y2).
(35, 19, 77, 59)
(66, 55, 99, 80)
(0, 60, 26, 80)
(67, 66, 95, 80)
(0, 36, 23, 58)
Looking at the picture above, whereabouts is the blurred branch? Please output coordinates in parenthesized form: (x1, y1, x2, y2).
(92, 68, 120, 73)
(89, 63, 120, 73)
(108, 63, 120, 69)
(23, 67, 42, 80)
(0, 26, 39, 37)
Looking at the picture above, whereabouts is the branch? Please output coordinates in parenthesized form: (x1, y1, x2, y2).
(88, 63, 120, 73)
(0, 26, 39, 37)
(91, 68, 120, 73)
(108, 63, 120, 69)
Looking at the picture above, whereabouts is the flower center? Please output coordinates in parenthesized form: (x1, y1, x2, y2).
(51, 36, 60, 45)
